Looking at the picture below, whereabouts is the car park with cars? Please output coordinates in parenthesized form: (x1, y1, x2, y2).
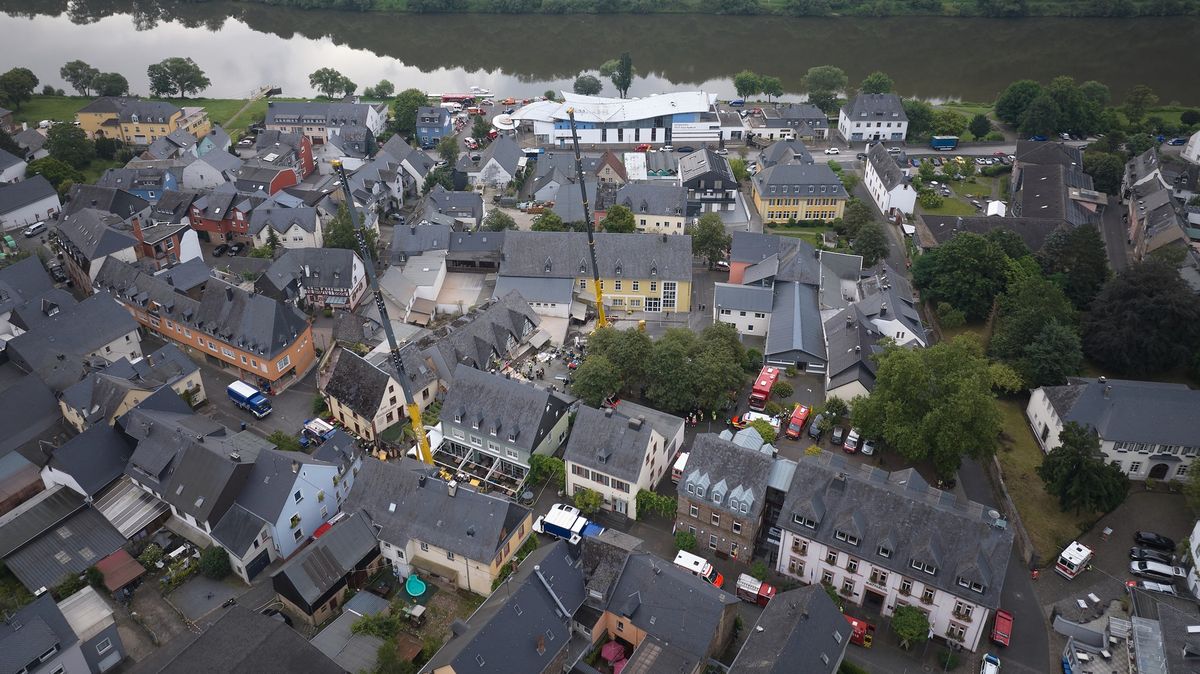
(22, 221, 46, 237)
(843, 429, 861, 453)
(832, 426, 846, 445)
(1135, 531, 1176, 551)
(1129, 560, 1186, 581)
(1130, 547, 1175, 565)
(212, 243, 230, 257)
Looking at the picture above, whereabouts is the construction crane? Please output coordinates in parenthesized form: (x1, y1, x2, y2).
(330, 159, 432, 465)
(565, 107, 607, 330)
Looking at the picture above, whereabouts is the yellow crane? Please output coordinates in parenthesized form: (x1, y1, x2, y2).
(565, 107, 607, 329)
(330, 159, 432, 464)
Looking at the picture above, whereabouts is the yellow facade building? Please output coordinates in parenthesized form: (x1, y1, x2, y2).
(752, 163, 849, 223)
(76, 97, 210, 147)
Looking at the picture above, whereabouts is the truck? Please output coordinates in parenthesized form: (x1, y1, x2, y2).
(227, 381, 272, 418)
(735, 573, 777, 606)
(673, 550, 724, 588)
(784, 404, 811, 439)
(1055, 541, 1093, 580)
(533, 503, 600, 545)
(844, 615, 876, 648)
(748, 366, 781, 411)
(930, 135, 959, 151)
(990, 609, 1013, 647)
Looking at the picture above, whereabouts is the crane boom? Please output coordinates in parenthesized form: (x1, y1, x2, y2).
(330, 159, 432, 464)
(565, 107, 607, 329)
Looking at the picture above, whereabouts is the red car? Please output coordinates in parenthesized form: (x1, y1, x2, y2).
(990, 609, 1013, 647)
(634, 143, 652, 152)
(487, 129, 499, 140)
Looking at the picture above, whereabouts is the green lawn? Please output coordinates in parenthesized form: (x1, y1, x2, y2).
(951, 176, 1000, 200)
(993, 398, 1096, 563)
(7, 95, 268, 136)
(767, 226, 831, 247)
(936, 102, 994, 119)
(7, 96, 89, 126)
(919, 197, 977, 217)
(81, 157, 123, 184)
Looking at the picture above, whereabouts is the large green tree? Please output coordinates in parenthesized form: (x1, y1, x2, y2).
(853, 221, 890, 266)
(91, 72, 129, 97)
(1020, 93, 1062, 136)
(0, 129, 21, 157)
(46, 124, 95, 169)
(690, 212, 731, 267)
(840, 198, 873, 238)
(968, 113, 992, 139)
(1038, 422, 1129, 514)
(1083, 151, 1126, 195)
(802, 65, 847, 114)
(733, 70, 762, 99)
(850, 336, 1006, 479)
(573, 74, 602, 96)
(600, 204, 636, 233)
(436, 134, 459, 166)
(760, 76, 783, 103)
(912, 232, 1009, 320)
(0, 68, 38, 110)
(931, 109, 967, 136)
(60, 60, 99, 96)
(391, 88, 430, 138)
(1124, 84, 1159, 126)
(146, 57, 210, 98)
(531, 211, 566, 232)
(309, 67, 356, 98)
(481, 210, 517, 231)
(891, 605, 930, 650)
(570, 355, 622, 407)
(600, 53, 634, 99)
(364, 79, 394, 99)
(26, 157, 83, 190)
(1082, 260, 1200, 374)
(990, 272, 1082, 387)
(902, 99, 935, 140)
(859, 71, 894, 94)
(995, 79, 1043, 126)
(1038, 224, 1110, 309)
(645, 329, 697, 413)
(323, 205, 378, 259)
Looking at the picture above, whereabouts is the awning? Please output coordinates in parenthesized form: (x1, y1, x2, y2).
(324, 296, 348, 306)
(93, 476, 170, 538)
(96, 549, 146, 592)
(529, 330, 551, 348)
(570, 301, 587, 320)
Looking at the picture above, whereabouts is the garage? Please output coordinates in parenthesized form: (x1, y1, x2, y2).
(245, 549, 272, 580)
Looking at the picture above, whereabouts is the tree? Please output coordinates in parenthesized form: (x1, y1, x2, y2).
(1186, 465, 1200, 512)
(635, 489, 676, 520)
(265, 228, 282, 253)
(1039, 224, 1110, 309)
(1020, 94, 1061, 136)
(803, 65, 847, 114)
(690, 212, 731, 266)
(604, 328, 654, 394)
(853, 221, 890, 266)
(600, 53, 634, 99)
(990, 273, 1081, 387)
(1038, 422, 1129, 514)
(892, 605, 930, 650)
(471, 114, 490, 141)
(528, 456, 565, 489)
(903, 98, 935, 140)
(968, 113, 992, 139)
(859, 71, 894, 95)
(1181, 109, 1200, 126)
(323, 205, 379, 260)
(600, 204, 636, 233)
(0, 68, 38, 110)
(26, 157, 83, 191)
(646, 329, 697, 413)
(267, 430, 303, 452)
(851, 336, 1004, 479)
(436, 134, 459, 166)
(771, 381, 794, 398)
(1082, 150, 1125, 195)
(912, 232, 1009, 320)
(1080, 80, 1111, 107)
(391, 88, 429, 138)
(199, 546, 231, 579)
(573, 487, 604, 516)
(916, 159, 937, 185)
(91, 72, 129, 97)
(984, 228, 1030, 262)
(995, 79, 1044, 126)
(46, 124, 95, 169)
(749, 419, 777, 444)
(573, 74, 602, 96)
(729, 158, 749, 182)
(1083, 261, 1200, 374)
(570, 355, 622, 407)
(60, 60, 99, 96)
(364, 79, 394, 99)
(1124, 84, 1159, 125)
(0, 129, 19, 157)
(482, 210, 517, 231)
(1022, 321, 1085, 388)
(760, 76, 783, 103)
(137, 544, 164, 568)
(531, 211, 566, 232)
(822, 396, 849, 421)
(146, 57, 210, 98)
(309, 68, 356, 98)
(94, 136, 119, 160)
(784, 0, 832, 14)
(733, 70, 762, 99)
(674, 531, 697, 552)
(422, 166, 454, 194)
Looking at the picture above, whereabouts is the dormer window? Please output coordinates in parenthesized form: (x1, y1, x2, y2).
(696, 486, 705, 498)
(910, 560, 937, 576)
(454, 413, 463, 423)
(877, 545, 892, 558)
(712, 491, 722, 504)
(793, 514, 817, 529)
(834, 530, 860, 546)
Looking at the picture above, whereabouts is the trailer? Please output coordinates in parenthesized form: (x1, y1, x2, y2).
(533, 503, 590, 545)
(748, 366, 780, 410)
(931, 135, 959, 150)
(227, 381, 272, 418)
(735, 573, 777, 606)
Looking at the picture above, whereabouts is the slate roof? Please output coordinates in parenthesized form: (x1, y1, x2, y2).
(153, 258, 211, 292)
(867, 141, 909, 191)
(857, 261, 927, 343)
(608, 551, 735, 657)
(128, 605, 344, 674)
(56, 207, 138, 260)
(0, 486, 83, 558)
(78, 96, 134, 114)
(758, 140, 815, 170)
(64, 184, 149, 222)
(823, 306, 883, 393)
(842, 93, 907, 122)
(0, 374, 66, 460)
(1012, 162, 1099, 226)
(614, 183, 686, 218)
(779, 452, 1014, 609)
(321, 347, 393, 421)
(0, 148, 22, 171)
(731, 584, 847, 674)
(0, 175, 57, 215)
(714, 282, 773, 313)
(7, 293, 139, 391)
(1041, 377, 1200, 446)
(117, 100, 180, 124)
(271, 512, 377, 605)
(765, 281, 826, 364)
(94, 258, 310, 360)
(13, 128, 46, 155)
(265, 101, 378, 129)
(234, 164, 290, 193)
(679, 148, 734, 186)
(681, 433, 775, 522)
(416, 291, 540, 378)
(391, 223, 452, 263)
(309, 592, 390, 673)
(246, 206, 318, 237)
(5, 505, 126, 592)
(425, 185, 484, 226)
(1014, 140, 1082, 167)
(492, 275, 574, 305)
(565, 406, 657, 483)
(753, 163, 848, 199)
(919, 215, 1067, 252)
(442, 365, 571, 454)
(550, 178, 597, 224)
(258, 248, 358, 303)
(144, 129, 197, 160)
(345, 457, 529, 563)
(423, 540, 585, 674)
(0, 595, 77, 674)
(481, 135, 523, 175)
(236, 448, 335, 525)
(500, 231, 692, 281)
(210, 504, 265, 558)
(0, 255, 53, 315)
(47, 424, 133, 497)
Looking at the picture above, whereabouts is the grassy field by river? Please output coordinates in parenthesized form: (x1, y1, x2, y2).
(8, 96, 271, 138)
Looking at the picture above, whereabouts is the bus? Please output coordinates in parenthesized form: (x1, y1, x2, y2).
(441, 93, 477, 105)
(673, 550, 724, 588)
(1055, 541, 1093, 580)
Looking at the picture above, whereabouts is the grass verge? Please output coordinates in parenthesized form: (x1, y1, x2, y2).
(919, 198, 977, 217)
(766, 226, 831, 247)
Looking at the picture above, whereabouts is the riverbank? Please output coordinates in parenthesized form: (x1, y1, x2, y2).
(8, 96, 273, 138)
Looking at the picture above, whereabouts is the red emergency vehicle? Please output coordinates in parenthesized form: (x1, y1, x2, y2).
(748, 366, 780, 410)
(844, 615, 876, 647)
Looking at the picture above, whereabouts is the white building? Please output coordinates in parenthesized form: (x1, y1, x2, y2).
(713, 283, 772, 336)
(0, 175, 60, 230)
(864, 143, 916, 217)
(838, 94, 908, 144)
(1027, 377, 1200, 481)
(512, 91, 722, 148)
(0, 148, 26, 183)
(777, 453, 1012, 653)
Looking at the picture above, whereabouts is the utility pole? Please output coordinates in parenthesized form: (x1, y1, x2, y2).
(565, 107, 607, 330)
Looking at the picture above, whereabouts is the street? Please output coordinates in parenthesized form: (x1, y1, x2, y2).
(1100, 194, 1131, 271)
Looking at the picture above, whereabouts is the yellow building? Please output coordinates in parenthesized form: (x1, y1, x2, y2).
(614, 183, 690, 236)
(499, 231, 693, 314)
(752, 163, 849, 223)
(76, 97, 210, 147)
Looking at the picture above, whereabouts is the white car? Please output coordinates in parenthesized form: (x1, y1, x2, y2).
(860, 439, 876, 456)
(843, 429, 861, 452)
(824, 147, 840, 155)
(981, 654, 1000, 674)
(23, 221, 47, 237)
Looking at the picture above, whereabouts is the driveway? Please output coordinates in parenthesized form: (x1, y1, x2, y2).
(1100, 195, 1130, 271)
(168, 576, 242, 623)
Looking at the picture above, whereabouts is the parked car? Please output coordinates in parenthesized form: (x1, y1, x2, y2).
(46, 260, 67, 283)
(1129, 560, 1186, 581)
(1029, 135, 1048, 142)
(675, 146, 696, 153)
(212, 243, 229, 257)
(991, 609, 1013, 647)
(1127, 579, 1179, 597)
(1135, 531, 1176, 551)
(716, 148, 729, 156)
(860, 439, 876, 456)
(981, 653, 1001, 674)
(634, 143, 652, 152)
(1168, 137, 1188, 146)
(824, 147, 840, 155)
(931, 157, 943, 166)
(227, 242, 245, 256)
(715, 260, 730, 270)
(660, 145, 675, 152)
(843, 429, 861, 453)
(1130, 547, 1175, 565)
(909, 158, 920, 167)
(808, 413, 825, 440)
(832, 426, 846, 445)
(22, 221, 46, 237)
(730, 99, 746, 107)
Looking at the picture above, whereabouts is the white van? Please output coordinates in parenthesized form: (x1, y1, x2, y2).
(671, 452, 690, 483)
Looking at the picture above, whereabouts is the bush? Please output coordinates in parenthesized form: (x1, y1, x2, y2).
(749, 560, 769, 580)
(674, 531, 697, 552)
(785, 366, 798, 377)
(748, 419, 777, 443)
(312, 395, 329, 416)
(573, 487, 604, 516)
(771, 381, 794, 398)
(744, 349, 763, 372)
(936, 301, 966, 329)
(85, 566, 105, 589)
(55, 575, 87, 599)
(267, 430, 303, 452)
(763, 400, 785, 417)
(528, 455, 565, 489)
(199, 546, 231, 580)
(138, 543, 164, 567)
(838, 662, 871, 674)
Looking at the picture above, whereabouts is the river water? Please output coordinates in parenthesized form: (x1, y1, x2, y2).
(2, 1, 1198, 104)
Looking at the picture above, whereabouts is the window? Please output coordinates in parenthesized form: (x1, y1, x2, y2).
(825, 550, 838, 565)
(846, 558, 859, 574)
(821, 570, 834, 585)
(711, 513, 721, 526)
(791, 539, 808, 555)
(96, 638, 113, 655)
(793, 514, 817, 529)
(614, 280, 622, 291)
(841, 579, 855, 595)
(293, 528, 303, 541)
(420, 542, 429, 552)
(789, 558, 805, 576)
(869, 569, 888, 586)
(221, 346, 235, 358)
(690, 504, 699, 518)
(878, 545, 892, 558)
(953, 601, 974, 620)
(921, 587, 935, 604)
(277, 354, 292, 372)
(946, 622, 966, 641)
(506, 449, 518, 459)
(835, 530, 860, 546)
(1130, 462, 1142, 473)
(448, 551, 455, 561)
(899, 579, 913, 595)
(732, 520, 742, 534)
(709, 534, 718, 549)
(911, 560, 937, 575)
(631, 281, 639, 292)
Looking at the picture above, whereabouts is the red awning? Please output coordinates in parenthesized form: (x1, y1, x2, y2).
(96, 549, 146, 592)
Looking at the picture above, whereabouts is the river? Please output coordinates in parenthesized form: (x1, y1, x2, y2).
(2, 1, 1198, 104)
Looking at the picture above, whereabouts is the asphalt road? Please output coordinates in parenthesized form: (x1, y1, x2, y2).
(1100, 194, 1131, 271)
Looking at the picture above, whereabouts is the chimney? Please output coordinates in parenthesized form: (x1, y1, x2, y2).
(228, 451, 241, 461)
(448, 480, 458, 498)
(418, 474, 427, 488)
(879, 302, 887, 315)
(291, 459, 300, 474)
(604, 407, 614, 417)
(628, 416, 644, 430)
(225, 286, 233, 301)
(451, 620, 469, 637)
